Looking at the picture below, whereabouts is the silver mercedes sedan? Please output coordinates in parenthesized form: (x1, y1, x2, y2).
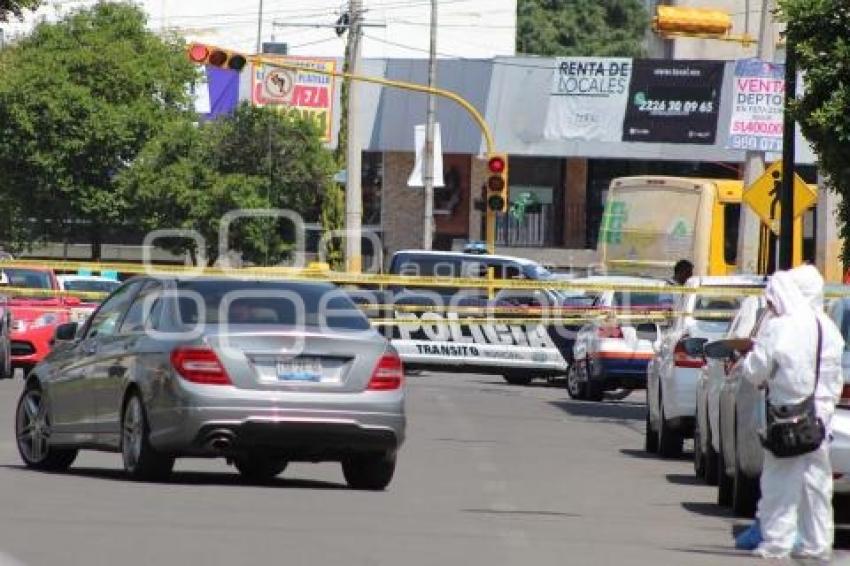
(15, 276, 406, 489)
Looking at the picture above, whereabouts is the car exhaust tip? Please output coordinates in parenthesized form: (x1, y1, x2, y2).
(204, 430, 235, 453)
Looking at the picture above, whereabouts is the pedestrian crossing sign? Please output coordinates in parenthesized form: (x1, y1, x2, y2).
(743, 161, 817, 235)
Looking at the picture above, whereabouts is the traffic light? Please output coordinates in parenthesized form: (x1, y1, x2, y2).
(187, 43, 248, 72)
(653, 6, 732, 36)
(485, 153, 508, 213)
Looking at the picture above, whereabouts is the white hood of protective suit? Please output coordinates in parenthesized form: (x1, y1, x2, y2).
(764, 271, 808, 316)
(789, 264, 825, 311)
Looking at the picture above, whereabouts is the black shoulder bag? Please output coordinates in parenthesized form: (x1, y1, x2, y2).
(761, 319, 826, 458)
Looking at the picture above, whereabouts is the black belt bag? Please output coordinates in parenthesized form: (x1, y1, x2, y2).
(761, 319, 825, 459)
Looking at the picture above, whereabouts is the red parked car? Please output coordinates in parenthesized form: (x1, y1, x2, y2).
(3, 267, 85, 376)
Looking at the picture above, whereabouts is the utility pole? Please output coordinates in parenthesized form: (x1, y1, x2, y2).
(779, 42, 796, 270)
(422, 0, 437, 249)
(256, 0, 264, 54)
(345, 0, 363, 272)
(736, 0, 775, 274)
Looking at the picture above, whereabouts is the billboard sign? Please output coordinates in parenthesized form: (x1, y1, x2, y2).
(252, 57, 336, 142)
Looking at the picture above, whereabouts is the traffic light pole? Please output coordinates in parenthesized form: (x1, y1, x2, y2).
(247, 56, 495, 155)
(246, 52, 498, 256)
(779, 41, 796, 270)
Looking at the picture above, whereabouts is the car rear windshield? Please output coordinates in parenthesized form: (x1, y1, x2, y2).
(176, 280, 371, 331)
(612, 291, 674, 308)
(2, 268, 52, 289)
(63, 280, 121, 293)
(693, 294, 744, 320)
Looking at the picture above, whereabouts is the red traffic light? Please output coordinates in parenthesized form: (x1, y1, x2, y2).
(188, 44, 209, 63)
(187, 43, 248, 72)
(488, 156, 506, 174)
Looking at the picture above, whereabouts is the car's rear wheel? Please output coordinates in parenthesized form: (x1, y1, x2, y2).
(566, 362, 587, 400)
(732, 427, 759, 517)
(732, 460, 759, 518)
(502, 372, 532, 386)
(717, 430, 733, 506)
(0, 340, 11, 380)
(693, 415, 706, 478)
(658, 405, 684, 458)
(342, 452, 396, 490)
(702, 406, 719, 486)
(644, 410, 659, 453)
(15, 385, 77, 471)
(234, 454, 288, 482)
(121, 392, 174, 481)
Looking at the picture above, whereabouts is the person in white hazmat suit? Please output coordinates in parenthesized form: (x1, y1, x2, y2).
(737, 265, 844, 559)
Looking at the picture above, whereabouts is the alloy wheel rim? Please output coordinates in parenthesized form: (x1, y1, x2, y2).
(567, 370, 581, 396)
(16, 390, 50, 463)
(122, 398, 143, 471)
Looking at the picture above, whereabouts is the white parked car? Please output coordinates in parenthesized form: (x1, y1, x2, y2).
(693, 295, 765, 490)
(646, 276, 764, 458)
(567, 276, 672, 402)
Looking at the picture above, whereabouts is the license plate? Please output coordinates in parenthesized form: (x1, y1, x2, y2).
(276, 358, 323, 382)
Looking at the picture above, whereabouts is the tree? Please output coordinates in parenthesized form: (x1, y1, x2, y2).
(780, 0, 850, 258)
(119, 103, 337, 266)
(0, 2, 196, 258)
(516, 0, 648, 57)
(0, 0, 39, 22)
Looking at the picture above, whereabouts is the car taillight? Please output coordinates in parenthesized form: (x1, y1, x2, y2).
(674, 340, 704, 369)
(368, 353, 404, 391)
(597, 325, 623, 339)
(839, 384, 850, 408)
(170, 346, 231, 385)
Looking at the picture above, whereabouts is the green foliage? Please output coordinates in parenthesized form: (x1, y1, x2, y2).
(321, 182, 345, 269)
(119, 103, 336, 266)
(0, 2, 196, 257)
(516, 0, 648, 57)
(780, 0, 850, 259)
(0, 0, 40, 22)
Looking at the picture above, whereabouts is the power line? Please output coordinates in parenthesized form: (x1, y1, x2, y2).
(361, 32, 557, 71)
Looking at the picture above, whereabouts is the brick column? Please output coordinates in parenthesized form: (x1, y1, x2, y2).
(382, 152, 425, 257)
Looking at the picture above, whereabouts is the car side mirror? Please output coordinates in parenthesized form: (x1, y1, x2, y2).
(52, 322, 79, 344)
(681, 337, 708, 357)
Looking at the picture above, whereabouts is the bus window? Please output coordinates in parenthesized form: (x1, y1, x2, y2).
(724, 203, 741, 265)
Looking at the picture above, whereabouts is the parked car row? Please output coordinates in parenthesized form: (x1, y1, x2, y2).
(1, 268, 115, 377)
(643, 277, 850, 518)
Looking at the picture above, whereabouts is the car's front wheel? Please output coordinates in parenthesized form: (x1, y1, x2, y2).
(234, 454, 288, 482)
(644, 410, 659, 453)
(502, 372, 532, 386)
(658, 405, 684, 458)
(121, 392, 174, 481)
(566, 362, 587, 400)
(693, 415, 706, 478)
(342, 452, 396, 490)
(16, 385, 77, 471)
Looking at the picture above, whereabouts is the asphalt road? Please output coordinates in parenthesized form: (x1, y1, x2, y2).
(0, 372, 842, 565)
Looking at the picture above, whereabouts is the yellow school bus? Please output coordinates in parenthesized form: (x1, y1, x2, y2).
(597, 176, 803, 277)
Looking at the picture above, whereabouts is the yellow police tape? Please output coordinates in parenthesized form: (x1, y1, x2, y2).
(1, 259, 847, 298)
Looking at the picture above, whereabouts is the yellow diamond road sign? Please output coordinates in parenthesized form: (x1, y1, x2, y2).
(743, 161, 817, 235)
